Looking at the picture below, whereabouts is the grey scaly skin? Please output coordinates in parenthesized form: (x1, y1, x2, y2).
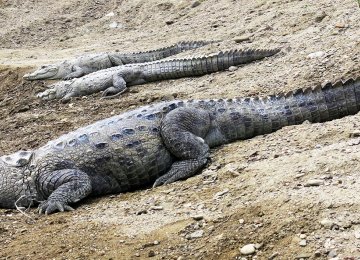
(37, 48, 281, 102)
(23, 41, 214, 81)
(0, 77, 360, 214)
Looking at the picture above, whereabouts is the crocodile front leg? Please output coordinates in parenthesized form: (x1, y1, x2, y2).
(153, 107, 211, 187)
(63, 65, 85, 80)
(37, 169, 92, 214)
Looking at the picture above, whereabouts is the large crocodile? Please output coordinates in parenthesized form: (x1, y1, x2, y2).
(0, 77, 359, 214)
(23, 40, 213, 81)
(37, 48, 281, 102)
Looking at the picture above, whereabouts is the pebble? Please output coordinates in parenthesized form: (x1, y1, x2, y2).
(328, 250, 337, 258)
(213, 189, 229, 199)
(299, 234, 307, 239)
(349, 131, 360, 138)
(239, 219, 245, 224)
(299, 239, 307, 247)
(149, 206, 163, 210)
(191, 1, 201, 8)
(192, 215, 204, 221)
(295, 254, 311, 259)
(320, 218, 334, 229)
(240, 244, 256, 255)
(307, 51, 326, 59)
(354, 229, 360, 239)
(109, 22, 118, 28)
(187, 230, 204, 239)
(314, 11, 327, 22)
(234, 35, 251, 43)
(228, 66, 238, 72)
(304, 179, 324, 187)
(105, 12, 115, 17)
(148, 250, 155, 257)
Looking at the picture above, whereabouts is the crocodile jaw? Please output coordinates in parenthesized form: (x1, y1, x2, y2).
(23, 65, 61, 80)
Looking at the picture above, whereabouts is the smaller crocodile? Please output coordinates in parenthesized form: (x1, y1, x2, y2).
(37, 48, 281, 102)
(23, 41, 213, 81)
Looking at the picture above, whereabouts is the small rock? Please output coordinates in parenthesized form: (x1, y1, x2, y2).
(153, 240, 159, 245)
(354, 229, 360, 239)
(328, 250, 337, 258)
(269, 252, 279, 259)
(314, 11, 327, 22)
(304, 179, 324, 187)
(320, 218, 334, 229)
(349, 131, 360, 138)
(192, 215, 204, 221)
(239, 219, 245, 224)
(213, 189, 229, 199)
(299, 239, 307, 247)
(191, 1, 201, 8)
(307, 51, 326, 59)
(148, 250, 156, 257)
(335, 23, 347, 28)
(165, 20, 174, 25)
(149, 206, 163, 210)
(228, 66, 238, 72)
(240, 244, 256, 255)
(109, 22, 118, 28)
(135, 252, 140, 257)
(299, 234, 307, 239)
(234, 35, 251, 43)
(188, 230, 204, 239)
(105, 12, 115, 17)
(314, 251, 322, 257)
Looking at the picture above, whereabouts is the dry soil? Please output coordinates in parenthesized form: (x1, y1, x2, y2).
(0, 0, 360, 259)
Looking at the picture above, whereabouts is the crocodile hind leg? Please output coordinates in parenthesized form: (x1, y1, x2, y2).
(102, 73, 128, 98)
(153, 107, 211, 187)
(37, 169, 92, 214)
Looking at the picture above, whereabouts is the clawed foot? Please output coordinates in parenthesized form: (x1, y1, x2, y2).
(152, 175, 173, 188)
(63, 75, 74, 80)
(38, 199, 74, 215)
(101, 87, 127, 99)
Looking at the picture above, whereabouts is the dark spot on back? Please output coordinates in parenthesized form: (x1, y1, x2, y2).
(145, 114, 156, 120)
(123, 128, 135, 135)
(78, 134, 89, 143)
(137, 125, 146, 131)
(111, 133, 123, 141)
(168, 103, 176, 110)
(68, 139, 77, 147)
(95, 142, 108, 149)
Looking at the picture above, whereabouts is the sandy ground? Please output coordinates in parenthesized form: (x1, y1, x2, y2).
(0, 0, 360, 259)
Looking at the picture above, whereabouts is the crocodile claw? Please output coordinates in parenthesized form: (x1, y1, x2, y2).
(37, 88, 57, 101)
(38, 199, 74, 215)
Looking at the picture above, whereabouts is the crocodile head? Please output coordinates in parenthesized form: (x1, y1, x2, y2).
(37, 81, 73, 101)
(23, 62, 72, 80)
(0, 151, 37, 209)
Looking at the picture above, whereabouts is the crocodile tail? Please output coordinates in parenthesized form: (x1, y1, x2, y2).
(111, 40, 215, 64)
(141, 48, 280, 81)
(210, 76, 360, 143)
(245, 76, 360, 136)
